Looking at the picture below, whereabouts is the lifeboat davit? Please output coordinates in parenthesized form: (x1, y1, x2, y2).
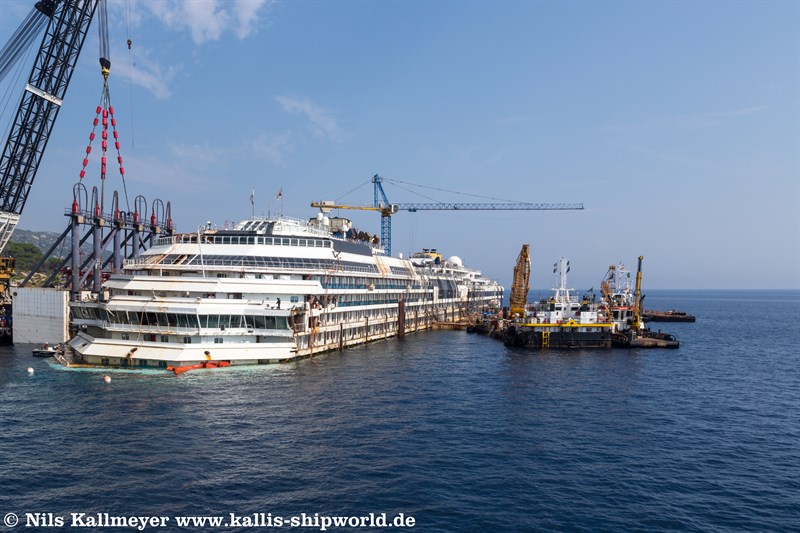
(167, 361, 231, 375)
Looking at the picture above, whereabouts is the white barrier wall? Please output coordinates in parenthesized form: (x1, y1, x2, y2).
(13, 287, 69, 344)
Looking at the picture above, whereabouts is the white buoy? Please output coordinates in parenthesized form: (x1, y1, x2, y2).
(103, 375, 111, 383)
(27, 367, 34, 374)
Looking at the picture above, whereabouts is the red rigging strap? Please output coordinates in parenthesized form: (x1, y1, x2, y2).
(77, 84, 128, 210)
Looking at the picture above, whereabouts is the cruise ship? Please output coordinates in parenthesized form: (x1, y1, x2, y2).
(65, 215, 503, 369)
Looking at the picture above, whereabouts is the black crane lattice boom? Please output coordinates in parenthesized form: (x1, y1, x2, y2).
(0, 0, 98, 253)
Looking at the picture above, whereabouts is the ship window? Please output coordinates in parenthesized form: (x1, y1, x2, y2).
(276, 317, 288, 329)
(264, 316, 276, 329)
(245, 315, 256, 328)
(138, 359, 148, 367)
(160, 335, 169, 342)
(230, 315, 244, 328)
(167, 313, 178, 327)
(214, 337, 223, 344)
(218, 315, 231, 329)
(183, 336, 192, 344)
(207, 315, 220, 328)
(121, 333, 129, 340)
(290, 296, 299, 303)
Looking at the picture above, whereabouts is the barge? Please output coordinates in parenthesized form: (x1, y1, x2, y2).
(642, 309, 696, 322)
(498, 254, 679, 350)
(502, 257, 614, 349)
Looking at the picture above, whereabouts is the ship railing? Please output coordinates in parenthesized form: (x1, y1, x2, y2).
(154, 233, 335, 248)
(123, 256, 380, 274)
(103, 322, 292, 335)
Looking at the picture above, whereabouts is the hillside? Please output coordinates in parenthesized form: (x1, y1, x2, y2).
(8, 229, 65, 255)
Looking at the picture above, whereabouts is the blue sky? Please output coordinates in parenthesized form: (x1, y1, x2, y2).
(0, 0, 797, 290)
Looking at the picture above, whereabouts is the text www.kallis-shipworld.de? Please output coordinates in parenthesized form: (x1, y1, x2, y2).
(7, 512, 416, 531)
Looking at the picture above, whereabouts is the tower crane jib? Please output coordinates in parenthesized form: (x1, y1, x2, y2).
(312, 174, 584, 256)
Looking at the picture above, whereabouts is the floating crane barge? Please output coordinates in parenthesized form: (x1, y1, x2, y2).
(487, 248, 679, 350)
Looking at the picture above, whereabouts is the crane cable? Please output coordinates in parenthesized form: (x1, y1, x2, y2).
(77, 0, 130, 214)
(384, 177, 525, 204)
(125, 0, 136, 158)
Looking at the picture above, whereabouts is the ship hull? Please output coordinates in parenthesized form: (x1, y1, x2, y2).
(67, 298, 472, 369)
(502, 324, 612, 349)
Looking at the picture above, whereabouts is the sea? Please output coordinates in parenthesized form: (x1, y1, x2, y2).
(0, 290, 798, 532)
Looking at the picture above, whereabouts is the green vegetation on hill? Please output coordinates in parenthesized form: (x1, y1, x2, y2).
(3, 240, 64, 285)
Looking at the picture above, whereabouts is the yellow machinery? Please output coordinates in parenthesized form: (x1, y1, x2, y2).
(509, 244, 530, 317)
(632, 255, 644, 330)
(0, 257, 15, 301)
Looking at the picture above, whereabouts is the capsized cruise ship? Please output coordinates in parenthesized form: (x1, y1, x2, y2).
(65, 215, 503, 369)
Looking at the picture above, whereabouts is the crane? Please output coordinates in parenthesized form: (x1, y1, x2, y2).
(0, 0, 100, 293)
(509, 244, 530, 317)
(312, 174, 584, 256)
(632, 255, 644, 331)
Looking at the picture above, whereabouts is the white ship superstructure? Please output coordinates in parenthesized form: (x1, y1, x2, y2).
(66, 216, 502, 369)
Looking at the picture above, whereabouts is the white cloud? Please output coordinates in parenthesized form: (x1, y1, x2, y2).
(113, 45, 180, 100)
(251, 132, 293, 164)
(275, 95, 344, 141)
(169, 141, 227, 164)
(139, 0, 270, 44)
(232, 0, 268, 39)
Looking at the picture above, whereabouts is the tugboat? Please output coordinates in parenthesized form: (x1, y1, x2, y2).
(607, 256, 679, 349)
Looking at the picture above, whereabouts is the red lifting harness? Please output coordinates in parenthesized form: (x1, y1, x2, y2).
(77, 80, 129, 210)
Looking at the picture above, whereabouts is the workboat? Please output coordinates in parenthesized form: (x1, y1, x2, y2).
(64, 215, 503, 369)
(599, 259, 679, 349)
(32, 343, 61, 357)
(502, 257, 614, 349)
(598, 261, 639, 333)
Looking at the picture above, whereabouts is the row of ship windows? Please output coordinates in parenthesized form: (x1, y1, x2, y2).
(73, 308, 290, 330)
(325, 282, 417, 290)
(160, 235, 334, 248)
(168, 255, 380, 274)
(116, 334, 283, 344)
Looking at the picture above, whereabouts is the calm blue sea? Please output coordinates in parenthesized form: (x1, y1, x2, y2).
(0, 290, 798, 532)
